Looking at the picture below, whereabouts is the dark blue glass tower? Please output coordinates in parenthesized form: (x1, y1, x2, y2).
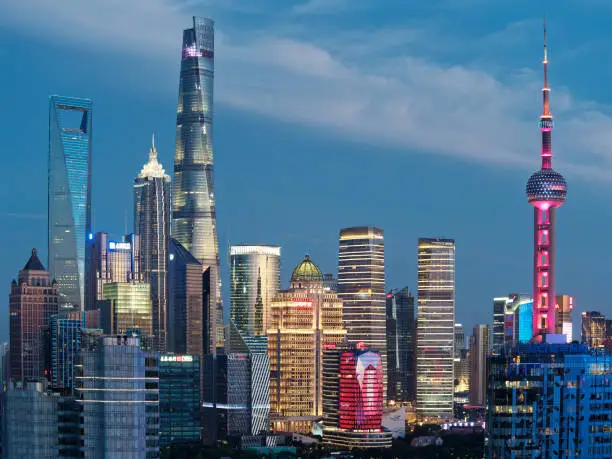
(48, 96, 92, 313)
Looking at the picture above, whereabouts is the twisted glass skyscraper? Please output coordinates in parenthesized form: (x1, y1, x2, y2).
(172, 17, 221, 354)
(48, 95, 92, 312)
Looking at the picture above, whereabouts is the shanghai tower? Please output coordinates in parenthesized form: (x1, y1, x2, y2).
(526, 23, 567, 339)
(172, 17, 222, 354)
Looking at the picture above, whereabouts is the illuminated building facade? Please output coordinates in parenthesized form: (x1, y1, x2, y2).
(268, 256, 347, 433)
(454, 324, 469, 395)
(86, 232, 141, 310)
(172, 16, 222, 354)
(230, 245, 281, 336)
(48, 95, 92, 312)
(416, 238, 455, 421)
(582, 311, 607, 349)
(76, 335, 159, 458)
(525, 24, 567, 339)
(385, 288, 415, 403)
(49, 314, 81, 390)
(487, 342, 612, 458)
(322, 343, 391, 450)
(337, 227, 386, 399)
(492, 294, 533, 354)
(468, 325, 489, 406)
(554, 294, 573, 342)
(167, 238, 207, 358)
(492, 295, 515, 355)
(9, 249, 59, 381)
(100, 282, 153, 337)
(134, 136, 171, 351)
(159, 354, 201, 446)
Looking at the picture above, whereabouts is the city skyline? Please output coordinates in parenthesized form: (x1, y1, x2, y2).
(3, 3, 612, 342)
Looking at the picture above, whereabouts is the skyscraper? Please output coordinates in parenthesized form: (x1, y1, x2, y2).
(322, 343, 392, 450)
(526, 24, 567, 339)
(268, 256, 347, 433)
(581, 311, 607, 349)
(492, 295, 514, 355)
(100, 282, 153, 337)
(172, 16, 222, 355)
(135, 136, 171, 351)
(230, 245, 281, 336)
(9, 249, 59, 381)
(416, 238, 455, 421)
(453, 323, 469, 395)
(86, 232, 141, 310)
(468, 324, 489, 406)
(385, 288, 415, 403)
(76, 335, 159, 458)
(337, 227, 386, 397)
(48, 96, 92, 312)
(49, 313, 81, 391)
(555, 294, 574, 342)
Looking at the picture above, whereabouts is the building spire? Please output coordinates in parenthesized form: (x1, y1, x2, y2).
(542, 17, 550, 117)
(149, 133, 158, 162)
(138, 135, 168, 180)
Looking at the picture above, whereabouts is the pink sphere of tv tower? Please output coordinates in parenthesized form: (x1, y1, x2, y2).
(525, 21, 567, 340)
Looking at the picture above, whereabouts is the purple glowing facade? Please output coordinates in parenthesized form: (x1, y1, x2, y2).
(526, 25, 567, 339)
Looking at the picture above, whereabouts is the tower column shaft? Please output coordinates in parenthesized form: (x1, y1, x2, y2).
(532, 207, 556, 336)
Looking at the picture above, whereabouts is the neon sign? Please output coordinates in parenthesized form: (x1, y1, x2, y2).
(108, 242, 131, 251)
(160, 355, 193, 363)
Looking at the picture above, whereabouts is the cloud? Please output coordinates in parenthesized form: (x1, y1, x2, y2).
(0, 212, 46, 220)
(292, 0, 372, 15)
(1, 0, 611, 181)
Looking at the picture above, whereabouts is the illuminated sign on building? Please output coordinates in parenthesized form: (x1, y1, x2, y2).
(108, 242, 131, 251)
(291, 300, 312, 309)
(160, 355, 194, 363)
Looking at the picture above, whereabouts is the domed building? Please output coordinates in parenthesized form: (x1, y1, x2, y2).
(267, 255, 347, 434)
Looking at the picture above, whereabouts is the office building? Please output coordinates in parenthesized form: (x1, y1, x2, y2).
(167, 238, 206, 356)
(492, 296, 514, 354)
(582, 311, 607, 349)
(492, 294, 533, 353)
(100, 282, 153, 337)
(159, 354, 201, 446)
(487, 342, 612, 458)
(135, 135, 171, 351)
(203, 323, 271, 447)
(468, 325, 489, 406)
(230, 245, 281, 336)
(385, 287, 415, 403)
(525, 24, 567, 339)
(268, 256, 347, 433)
(323, 274, 337, 292)
(337, 227, 386, 398)
(9, 249, 59, 381)
(454, 324, 469, 395)
(3, 380, 80, 458)
(76, 335, 159, 458)
(0, 342, 8, 387)
(322, 343, 392, 449)
(49, 313, 81, 391)
(86, 232, 141, 310)
(48, 95, 92, 311)
(416, 238, 455, 421)
(172, 16, 222, 354)
(555, 294, 574, 342)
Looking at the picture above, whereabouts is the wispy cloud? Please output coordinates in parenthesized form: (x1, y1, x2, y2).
(0, 212, 46, 220)
(1, 0, 611, 181)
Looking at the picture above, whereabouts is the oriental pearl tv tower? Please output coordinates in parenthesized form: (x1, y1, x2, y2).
(526, 21, 567, 340)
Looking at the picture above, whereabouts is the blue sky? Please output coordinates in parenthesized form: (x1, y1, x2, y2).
(1, 0, 611, 342)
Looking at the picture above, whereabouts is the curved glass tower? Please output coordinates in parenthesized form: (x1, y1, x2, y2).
(172, 17, 222, 354)
(230, 245, 281, 336)
(48, 95, 92, 313)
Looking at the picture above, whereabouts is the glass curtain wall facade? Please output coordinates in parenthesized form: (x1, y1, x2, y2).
(135, 137, 171, 351)
(101, 282, 153, 336)
(50, 314, 81, 390)
(337, 227, 386, 399)
(468, 324, 490, 406)
(159, 354, 201, 446)
(230, 245, 281, 336)
(385, 288, 415, 403)
(172, 17, 222, 354)
(582, 311, 607, 349)
(416, 238, 455, 421)
(76, 335, 159, 458)
(555, 294, 574, 342)
(48, 96, 92, 312)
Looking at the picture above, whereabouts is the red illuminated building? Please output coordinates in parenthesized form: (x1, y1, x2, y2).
(525, 22, 567, 339)
(323, 342, 391, 449)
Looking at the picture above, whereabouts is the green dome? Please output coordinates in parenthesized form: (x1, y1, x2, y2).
(291, 255, 323, 283)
